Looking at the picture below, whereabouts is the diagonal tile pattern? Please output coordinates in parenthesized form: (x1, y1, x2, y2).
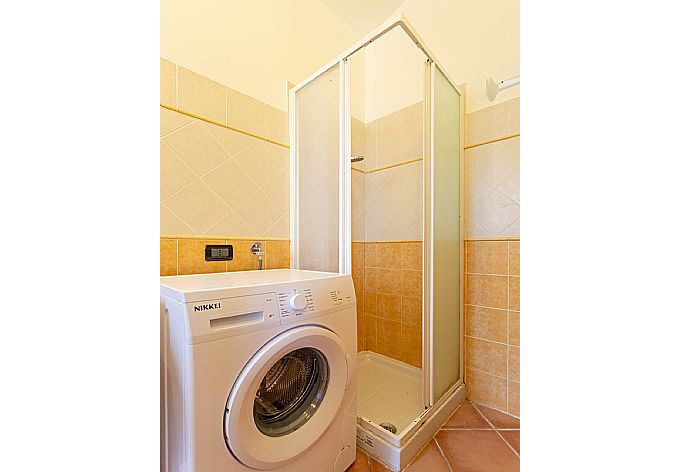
(348, 401, 519, 472)
(464, 98, 520, 238)
(160, 106, 289, 238)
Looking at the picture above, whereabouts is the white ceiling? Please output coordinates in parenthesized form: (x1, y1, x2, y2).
(318, 0, 405, 35)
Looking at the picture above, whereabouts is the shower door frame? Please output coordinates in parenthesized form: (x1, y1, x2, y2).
(289, 13, 465, 442)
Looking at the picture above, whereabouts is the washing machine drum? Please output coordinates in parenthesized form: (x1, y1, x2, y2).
(253, 347, 329, 437)
(224, 326, 350, 470)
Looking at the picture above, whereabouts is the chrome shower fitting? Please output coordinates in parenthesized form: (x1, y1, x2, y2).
(350, 155, 365, 163)
(250, 242, 264, 270)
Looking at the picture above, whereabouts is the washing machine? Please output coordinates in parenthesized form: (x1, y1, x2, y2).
(160, 269, 357, 472)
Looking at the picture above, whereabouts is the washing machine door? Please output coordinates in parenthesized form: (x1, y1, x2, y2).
(224, 325, 350, 470)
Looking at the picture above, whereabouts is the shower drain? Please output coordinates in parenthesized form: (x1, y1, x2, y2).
(379, 422, 397, 434)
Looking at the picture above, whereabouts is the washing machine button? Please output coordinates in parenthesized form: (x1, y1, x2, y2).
(289, 293, 308, 310)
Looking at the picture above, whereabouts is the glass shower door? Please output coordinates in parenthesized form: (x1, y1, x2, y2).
(424, 63, 463, 405)
(290, 64, 344, 273)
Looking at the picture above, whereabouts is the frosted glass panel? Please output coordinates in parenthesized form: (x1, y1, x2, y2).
(432, 66, 462, 402)
(294, 65, 340, 272)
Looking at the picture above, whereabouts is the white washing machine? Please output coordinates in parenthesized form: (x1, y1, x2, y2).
(160, 269, 357, 472)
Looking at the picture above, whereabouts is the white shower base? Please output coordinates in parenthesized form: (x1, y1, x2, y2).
(356, 351, 424, 434)
(355, 351, 465, 471)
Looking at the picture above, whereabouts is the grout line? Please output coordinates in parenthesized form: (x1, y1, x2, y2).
(495, 429, 520, 458)
(465, 302, 519, 313)
(464, 237, 519, 242)
(160, 102, 289, 148)
(160, 116, 198, 139)
(433, 437, 454, 472)
(471, 401, 498, 429)
(465, 334, 519, 348)
(466, 271, 518, 277)
(464, 132, 520, 150)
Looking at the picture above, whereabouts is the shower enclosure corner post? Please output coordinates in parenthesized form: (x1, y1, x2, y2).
(422, 58, 433, 408)
(338, 58, 352, 275)
(288, 87, 298, 269)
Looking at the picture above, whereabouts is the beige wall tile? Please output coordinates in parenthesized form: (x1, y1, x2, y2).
(364, 268, 378, 292)
(377, 243, 402, 269)
(508, 346, 519, 382)
(376, 293, 402, 321)
(265, 240, 290, 269)
(401, 323, 422, 368)
(201, 158, 258, 208)
(352, 242, 365, 269)
(466, 241, 509, 275)
(160, 204, 194, 235)
(508, 311, 520, 346)
(352, 267, 364, 296)
(377, 268, 402, 295)
(160, 107, 194, 137)
(161, 179, 231, 234)
(465, 337, 507, 377)
(203, 210, 254, 238)
(466, 274, 509, 309)
(205, 121, 255, 157)
(233, 191, 283, 236)
(401, 270, 422, 298)
(507, 381, 520, 417)
(401, 130, 422, 160)
(466, 368, 507, 412)
(365, 291, 377, 316)
(356, 297, 364, 329)
(465, 305, 508, 343)
(401, 101, 422, 135)
(401, 242, 422, 270)
(509, 276, 520, 311)
(402, 296, 422, 326)
(365, 243, 378, 268)
(357, 324, 366, 352)
(376, 318, 402, 360)
(357, 309, 366, 352)
(376, 136, 403, 168)
(377, 110, 402, 139)
(177, 239, 226, 275)
(160, 239, 177, 276)
(233, 142, 284, 188)
(162, 121, 231, 176)
(160, 58, 176, 106)
(227, 88, 266, 137)
(265, 104, 288, 144)
(160, 143, 196, 201)
(259, 168, 290, 215)
(365, 315, 377, 350)
(509, 241, 520, 275)
(465, 97, 519, 146)
(177, 66, 226, 124)
(351, 117, 365, 158)
(364, 121, 377, 150)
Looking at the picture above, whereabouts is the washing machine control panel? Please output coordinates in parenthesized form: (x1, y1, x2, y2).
(278, 288, 315, 318)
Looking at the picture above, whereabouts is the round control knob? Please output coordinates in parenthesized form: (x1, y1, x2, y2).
(289, 293, 308, 310)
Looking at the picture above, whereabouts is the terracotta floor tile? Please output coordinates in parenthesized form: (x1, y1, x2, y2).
(475, 403, 520, 429)
(435, 430, 520, 472)
(442, 401, 492, 429)
(498, 430, 520, 454)
(346, 447, 371, 471)
(405, 440, 450, 471)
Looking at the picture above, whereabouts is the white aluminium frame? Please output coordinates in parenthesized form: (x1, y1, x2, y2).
(289, 13, 465, 409)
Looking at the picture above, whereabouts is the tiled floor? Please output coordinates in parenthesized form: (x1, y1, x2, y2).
(347, 401, 519, 471)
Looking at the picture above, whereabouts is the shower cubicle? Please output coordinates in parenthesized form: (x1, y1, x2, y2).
(289, 16, 464, 471)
